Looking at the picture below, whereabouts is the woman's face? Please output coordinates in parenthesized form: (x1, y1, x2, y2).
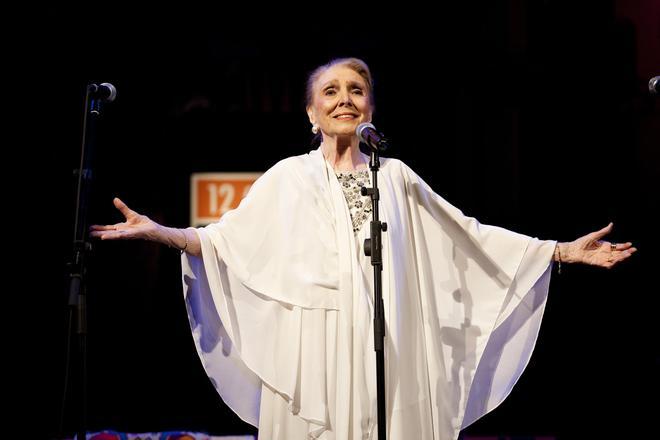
(307, 65, 372, 139)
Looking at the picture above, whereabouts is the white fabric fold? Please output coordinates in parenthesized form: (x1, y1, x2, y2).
(181, 147, 556, 439)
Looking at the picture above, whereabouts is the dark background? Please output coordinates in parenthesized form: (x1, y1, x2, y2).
(13, 2, 658, 439)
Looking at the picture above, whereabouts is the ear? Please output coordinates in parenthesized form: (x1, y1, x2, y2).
(306, 107, 315, 125)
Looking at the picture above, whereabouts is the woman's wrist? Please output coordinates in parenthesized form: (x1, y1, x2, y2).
(173, 228, 188, 253)
(154, 224, 184, 250)
(152, 224, 200, 256)
(555, 242, 577, 264)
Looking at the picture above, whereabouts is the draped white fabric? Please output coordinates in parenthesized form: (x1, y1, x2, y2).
(181, 148, 556, 439)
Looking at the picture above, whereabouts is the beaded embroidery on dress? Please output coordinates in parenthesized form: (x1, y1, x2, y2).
(335, 169, 372, 233)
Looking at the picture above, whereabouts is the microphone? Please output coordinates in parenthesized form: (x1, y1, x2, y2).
(649, 76, 660, 95)
(356, 122, 389, 151)
(88, 82, 117, 102)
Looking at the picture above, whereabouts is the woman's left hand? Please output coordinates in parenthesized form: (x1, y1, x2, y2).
(562, 222, 637, 269)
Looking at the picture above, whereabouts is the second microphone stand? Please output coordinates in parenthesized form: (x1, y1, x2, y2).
(361, 147, 388, 440)
(65, 83, 114, 440)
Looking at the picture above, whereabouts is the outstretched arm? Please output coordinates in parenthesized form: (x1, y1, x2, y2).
(89, 197, 202, 257)
(553, 222, 636, 269)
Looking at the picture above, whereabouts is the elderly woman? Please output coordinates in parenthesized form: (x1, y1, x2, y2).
(91, 58, 636, 440)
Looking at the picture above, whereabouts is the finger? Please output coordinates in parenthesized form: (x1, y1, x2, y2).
(92, 229, 134, 240)
(620, 247, 637, 258)
(113, 197, 136, 219)
(90, 230, 117, 239)
(90, 224, 122, 231)
(589, 222, 613, 241)
(90, 230, 115, 239)
(611, 242, 634, 251)
(612, 247, 637, 263)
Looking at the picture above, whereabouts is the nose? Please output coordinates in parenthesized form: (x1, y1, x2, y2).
(338, 88, 354, 107)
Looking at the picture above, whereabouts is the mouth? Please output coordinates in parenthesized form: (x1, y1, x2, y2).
(333, 113, 359, 120)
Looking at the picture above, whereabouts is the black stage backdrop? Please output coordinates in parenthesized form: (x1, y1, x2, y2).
(14, 2, 658, 439)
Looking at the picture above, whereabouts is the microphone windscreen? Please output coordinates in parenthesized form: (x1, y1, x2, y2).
(100, 83, 117, 102)
(356, 122, 375, 143)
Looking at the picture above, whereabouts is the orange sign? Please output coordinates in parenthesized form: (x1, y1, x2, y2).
(190, 172, 262, 226)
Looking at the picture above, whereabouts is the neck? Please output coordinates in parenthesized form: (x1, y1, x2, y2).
(321, 136, 366, 171)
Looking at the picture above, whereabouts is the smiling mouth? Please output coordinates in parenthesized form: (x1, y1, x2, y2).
(334, 114, 358, 120)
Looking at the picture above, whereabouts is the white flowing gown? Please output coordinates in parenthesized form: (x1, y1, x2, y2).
(181, 148, 556, 439)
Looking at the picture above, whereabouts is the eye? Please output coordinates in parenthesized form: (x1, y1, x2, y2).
(324, 87, 336, 96)
(352, 88, 364, 95)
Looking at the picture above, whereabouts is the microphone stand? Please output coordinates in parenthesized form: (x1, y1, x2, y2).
(65, 84, 110, 440)
(361, 146, 388, 440)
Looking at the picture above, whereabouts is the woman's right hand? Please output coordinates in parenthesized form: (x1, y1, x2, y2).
(90, 197, 160, 242)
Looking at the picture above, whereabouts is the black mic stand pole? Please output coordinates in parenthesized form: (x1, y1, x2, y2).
(361, 145, 388, 440)
(66, 84, 110, 440)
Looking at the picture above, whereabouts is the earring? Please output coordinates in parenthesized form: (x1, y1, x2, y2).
(311, 124, 319, 134)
